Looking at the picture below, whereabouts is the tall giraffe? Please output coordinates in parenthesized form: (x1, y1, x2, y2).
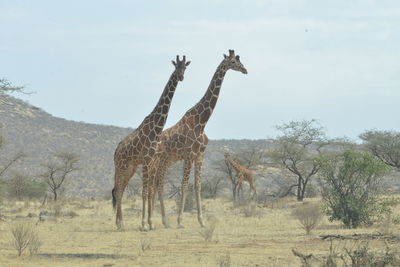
(152, 50, 247, 228)
(224, 153, 257, 199)
(112, 55, 190, 230)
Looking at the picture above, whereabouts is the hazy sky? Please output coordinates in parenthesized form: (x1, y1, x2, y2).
(1, 1, 399, 140)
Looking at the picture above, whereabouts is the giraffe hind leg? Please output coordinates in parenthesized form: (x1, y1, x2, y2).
(114, 165, 136, 230)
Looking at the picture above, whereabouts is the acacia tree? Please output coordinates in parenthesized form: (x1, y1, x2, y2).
(269, 120, 329, 201)
(40, 152, 79, 201)
(360, 130, 400, 171)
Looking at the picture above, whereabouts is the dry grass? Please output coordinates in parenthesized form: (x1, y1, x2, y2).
(0, 197, 399, 266)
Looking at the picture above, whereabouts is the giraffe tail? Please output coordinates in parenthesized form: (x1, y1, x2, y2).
(111, 187, 116, 210)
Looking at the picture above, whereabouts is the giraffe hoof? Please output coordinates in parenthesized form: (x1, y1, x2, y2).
(139, 226, 149, 232)
(177, 224, 185, 229)
(163, 223, 170, 229)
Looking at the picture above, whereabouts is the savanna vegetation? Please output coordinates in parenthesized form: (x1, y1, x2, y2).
(1, 85, 400, 266)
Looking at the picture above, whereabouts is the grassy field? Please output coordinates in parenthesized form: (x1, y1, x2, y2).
(0, 197, 399, 266)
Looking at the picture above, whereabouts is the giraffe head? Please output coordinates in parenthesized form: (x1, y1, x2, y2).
(223, 50, 247, 74)
(224, 152, 230, 159)
(172, 55, 191, 81)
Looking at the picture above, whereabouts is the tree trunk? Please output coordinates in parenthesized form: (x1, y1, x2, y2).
(53, 190, 58, 201)
(296, 177, 303, 201)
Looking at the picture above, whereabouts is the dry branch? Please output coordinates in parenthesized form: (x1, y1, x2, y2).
(319, 233, 400, 242)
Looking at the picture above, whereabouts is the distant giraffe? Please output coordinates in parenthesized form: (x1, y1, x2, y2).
(112, 55, 190, 230)
(224, 153, 257, 199)
(151, 50, 247, 228)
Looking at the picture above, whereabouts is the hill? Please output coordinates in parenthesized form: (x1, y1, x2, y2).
(0, 94, 273, 197)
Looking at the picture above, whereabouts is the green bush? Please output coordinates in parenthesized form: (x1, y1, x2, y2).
(320, 150, 389, 228)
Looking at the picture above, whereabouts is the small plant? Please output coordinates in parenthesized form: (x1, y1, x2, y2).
(51, 202, 63, 217)
(218, 253, 232, 267)
(199, 217, 218, 242)
(10, 222, 39, 256)
(28, 230, 42, 256)
(292, 202, 322, 235)
(345, 241, 400, 266)
(139, 238, 152, 254)
(240, 201, 263, 218)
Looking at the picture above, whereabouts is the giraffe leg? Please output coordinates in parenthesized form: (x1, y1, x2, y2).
(177, 160, 192, 228)
(114, 166, 136, 230)
(194, 155, 205, 227)
(154, 157, 169, 228)
(141, 164, 150, 231)
(249, 181, 257, 200)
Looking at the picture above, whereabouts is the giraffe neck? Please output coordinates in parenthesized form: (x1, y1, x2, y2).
(193, 61, 228, 125)
(227, 157, 242, 172)
(144, 72, 179, 132)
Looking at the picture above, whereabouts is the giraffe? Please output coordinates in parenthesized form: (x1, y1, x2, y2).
(151, 50, 247, 228)
(112, 55, 190, 230)
(224, 153, 257, 199)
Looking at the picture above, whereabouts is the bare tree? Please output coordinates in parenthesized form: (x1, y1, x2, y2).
(360, 130, 400, 171)
(202, 174, 226, 199)
(0, 78, 27, 94)
(269, 120, 329, 201)
(40, 152, 79, 201)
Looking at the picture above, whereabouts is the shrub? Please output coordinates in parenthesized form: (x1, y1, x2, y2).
(11, 222, 40, 256)
(139, 238, 152, 254)
(175, 183, 195, 212)
(218, 253, 232, 267)
(240, 201, 263, 218)
(292, 202, 322, 235)
(345, 242, 400, 266)
(28, 230, 42, 256)
(320, 150, 389, 228)
(199, 216, 218, 242)
(7, 173, 46, 200)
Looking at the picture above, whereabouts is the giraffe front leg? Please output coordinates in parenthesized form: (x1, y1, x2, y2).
(158, 173, 169, 228)
(194, 155, 205, 228)
(177, 160, 192, 228)
(155, 159, 169, 228)
(141, 167, 149, 231)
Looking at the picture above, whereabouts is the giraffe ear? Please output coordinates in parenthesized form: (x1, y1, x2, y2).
(185, 61, 191, 66)
(235, 55, 240, 60)
(172, 60, 177, 66)
(223, 54, 228, 59)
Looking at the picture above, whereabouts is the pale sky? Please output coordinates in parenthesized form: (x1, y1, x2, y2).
(1, 0, 399, 140)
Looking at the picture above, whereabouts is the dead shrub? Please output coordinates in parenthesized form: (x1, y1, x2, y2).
(240, 201, 263, 218)
(292, 202, 322, 235)
(10, 222, 41, 256)
(28, 230, 42, 256)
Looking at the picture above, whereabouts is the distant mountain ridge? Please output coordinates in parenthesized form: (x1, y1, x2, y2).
(0, 93, 271, 197)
